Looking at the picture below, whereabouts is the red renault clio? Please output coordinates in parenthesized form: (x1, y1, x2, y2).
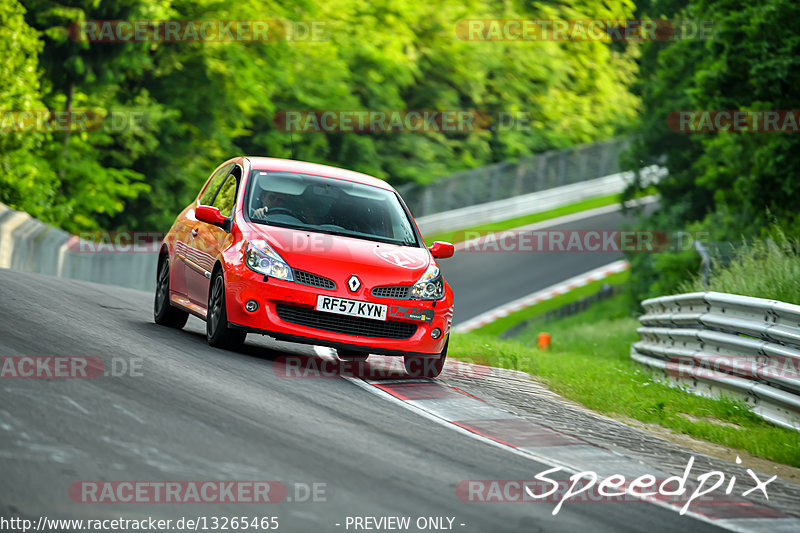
(154, 157, 455, 377)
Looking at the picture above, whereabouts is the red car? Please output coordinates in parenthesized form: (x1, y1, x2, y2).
(154, 157, 455, 377)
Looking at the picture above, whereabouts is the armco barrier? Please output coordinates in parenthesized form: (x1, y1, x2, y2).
(400, 137, 632, 217)
(631, 291, 800, 431)
(0, 202, 157, 291)
(414, 165, 666, 235)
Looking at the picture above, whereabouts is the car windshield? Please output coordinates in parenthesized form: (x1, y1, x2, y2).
(245, 170, 418, 247)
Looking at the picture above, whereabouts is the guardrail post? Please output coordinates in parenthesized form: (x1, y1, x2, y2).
(693, 240, 711, 288)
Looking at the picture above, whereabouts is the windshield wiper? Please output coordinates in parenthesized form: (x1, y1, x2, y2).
(309, 227, 415, 246)
(255, 220, 309, 232)
(251, 220, 416, 246)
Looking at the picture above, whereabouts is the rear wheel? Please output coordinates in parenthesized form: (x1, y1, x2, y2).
(404, 338, 448, 378)
(154, 256, 189, 329)
(207, 270, 247, 349)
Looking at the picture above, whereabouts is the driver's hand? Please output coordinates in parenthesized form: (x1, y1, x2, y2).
(252, 206, 270, 219)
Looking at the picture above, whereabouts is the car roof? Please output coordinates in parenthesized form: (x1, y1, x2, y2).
(245, 157, 395, 192)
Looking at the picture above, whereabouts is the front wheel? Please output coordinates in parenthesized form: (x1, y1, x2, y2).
(207, 270, 246, 349)
(404, 338, 448, 378)
(154, 256, 189, 329)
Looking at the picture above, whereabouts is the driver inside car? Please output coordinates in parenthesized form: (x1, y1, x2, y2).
(251, 187, 290, 220)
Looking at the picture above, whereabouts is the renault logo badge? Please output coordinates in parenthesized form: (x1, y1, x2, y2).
(347, 275, 361, 292)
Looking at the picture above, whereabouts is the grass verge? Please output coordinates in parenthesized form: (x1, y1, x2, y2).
(680, 228, 800, 304)
(424, 193, 621, 246)
(450, 294, 800, 467)
(472, 270, 629, 337)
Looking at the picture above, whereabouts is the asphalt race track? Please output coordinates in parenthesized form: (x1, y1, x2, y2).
(440, 206, 646, 326)
(0, 205, 731, 533)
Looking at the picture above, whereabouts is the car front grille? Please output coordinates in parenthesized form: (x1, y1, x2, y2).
(371, 285, 412, 299)
(275, 304, 417, 339)
(292, 269, 336, 290)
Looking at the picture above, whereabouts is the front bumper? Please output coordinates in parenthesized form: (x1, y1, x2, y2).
(224, 264, 453, 357)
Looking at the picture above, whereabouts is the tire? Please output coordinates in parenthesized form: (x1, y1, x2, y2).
(207, 270, 247, 349)
(337, 349, 369, 362)
(154, 255, 189, 329)
(404, 338, 448, 378)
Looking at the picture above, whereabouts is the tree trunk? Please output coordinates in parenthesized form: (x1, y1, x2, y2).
(59, 82, 74, 180)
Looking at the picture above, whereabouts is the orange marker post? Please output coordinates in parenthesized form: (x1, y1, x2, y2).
(537, 332, 551, 351)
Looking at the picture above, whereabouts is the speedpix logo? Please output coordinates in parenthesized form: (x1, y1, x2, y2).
(458, 456, 776, 516)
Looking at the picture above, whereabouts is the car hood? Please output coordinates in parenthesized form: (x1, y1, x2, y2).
(244, 224, 432, 287)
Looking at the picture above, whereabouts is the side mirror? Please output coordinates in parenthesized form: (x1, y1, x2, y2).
(196, 205, 226, 226)
(428, 241, 455, 259)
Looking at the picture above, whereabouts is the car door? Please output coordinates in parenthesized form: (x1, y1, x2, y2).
(173, 163, 233, 301)
(186, 164, 241, 307)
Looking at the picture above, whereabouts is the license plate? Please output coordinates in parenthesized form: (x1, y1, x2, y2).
(315, 296, 387, 321)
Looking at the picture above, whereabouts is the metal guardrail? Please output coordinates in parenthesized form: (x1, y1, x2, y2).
(631, 291, 800, 431)
(413, 167, 668, 235)
(399, 137, 632, 218)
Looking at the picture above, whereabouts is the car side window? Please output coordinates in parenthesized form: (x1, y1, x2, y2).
(199, 163, 233, 205)
(211, 171, 239, 218)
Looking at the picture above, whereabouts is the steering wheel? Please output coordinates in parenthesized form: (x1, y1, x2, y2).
(266, 207, 294, 217)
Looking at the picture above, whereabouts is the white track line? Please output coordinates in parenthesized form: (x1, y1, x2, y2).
(453, 259, 629, 333)
(346, 376, 791, 533)
(449, 196, 654, 332)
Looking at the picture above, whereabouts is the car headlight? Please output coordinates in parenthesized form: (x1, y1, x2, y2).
(244, 239, 294, 281)
(411, 264, 444, 300)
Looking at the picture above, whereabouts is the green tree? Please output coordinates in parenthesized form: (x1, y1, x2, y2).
(623, 0, 800, 301)
(18, 0, 165, 231)
(9, 0, 642, 233)
(0, 0, 58, 221)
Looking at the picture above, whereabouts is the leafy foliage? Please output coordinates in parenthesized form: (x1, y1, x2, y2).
(623, 0, 800, 301)
(3, 0, 639, 231)
(0, 0, 57, 221)
(680, 228, 800, 304)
